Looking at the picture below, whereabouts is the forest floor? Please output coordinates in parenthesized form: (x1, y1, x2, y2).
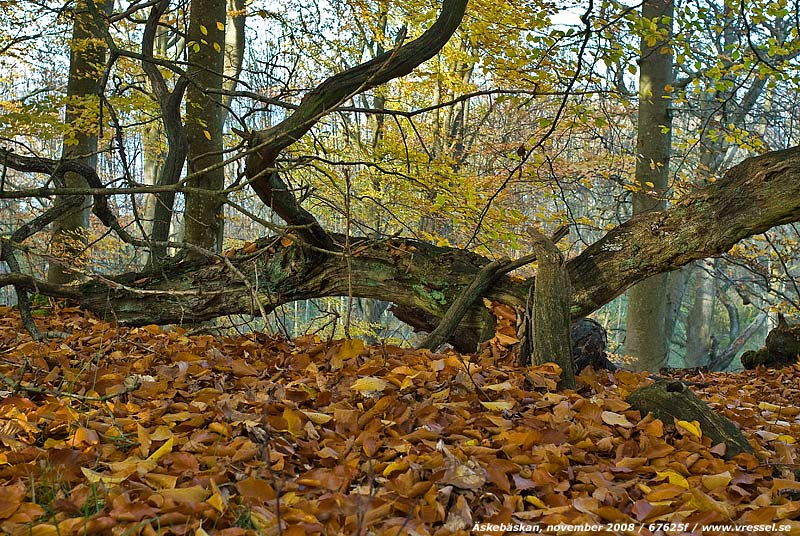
(0, 306, 798, 536)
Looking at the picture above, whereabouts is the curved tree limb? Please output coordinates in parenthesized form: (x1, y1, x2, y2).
(244, 0, 469, 249)
(141, 0, 190, 263)
(6, 147, 799, 350)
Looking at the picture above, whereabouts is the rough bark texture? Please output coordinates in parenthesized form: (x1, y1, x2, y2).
(625, 0, 674, 370)
(5, 145, 798, 349)
(183, 0, 226, 254)
(741, 314, 800, 369)
(626, 381, 754, 459)
(684, 261, 717, 367)
(48, 0, 112, 284)
(417, 257, 511, 351)
(527, 229, 575, 390)
(143, 0, 190, 264)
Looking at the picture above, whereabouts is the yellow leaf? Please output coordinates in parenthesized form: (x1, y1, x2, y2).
(689, 487, 735, 516)
(216, 21, 224, 31)
(213, 42, 221, 53)
(282, 407, 304, 436)
(351, 376, 388, 394)
(777, 434, 796, 444)
(200, 24, 208, 35)
(338, 338, 365, 359)
(158, 486, 210, 504)
(656, 470, 689, 488)
(480, 400, 515, 411)
(208, 421, 229, 436)
(138, 424, 151, 458)
(196, 528, 211, 536)
(107, 457, 155, 478)
(485, 381, 514, 392)
(148, 436, 174, 462)
(151, 426, 172, 441)
(601, 411, 634, 428)
(701, 471, 732, 491)
(203, 130, 212, 140)
(383, 460, 409, 477)
(676, 420, 702, 439)
(81, 467, 128, 485)
(206, 479, 226, 513)
(144, 473, 177, 490)
(524, 495, 546, 508)
(27, 525, 58, 536)
(301, 411, 332, 424)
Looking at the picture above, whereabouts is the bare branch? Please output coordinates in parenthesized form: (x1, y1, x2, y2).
(245, 0, 469, 249)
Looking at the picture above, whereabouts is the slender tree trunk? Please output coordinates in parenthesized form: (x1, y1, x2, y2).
(684, 260, 717, 366)
(625, 0, 674, 371)
(664, 268, 689, 347)
(141, 32, 168, 267)
(183, 0, 227, 255)
(48, 0, 112, 284)
(222, 0, 246, 117)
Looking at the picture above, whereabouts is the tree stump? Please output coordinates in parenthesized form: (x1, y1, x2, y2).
(527, 228, 575, 390)
(572, 318, 616, 371)
(626, 381, 755, 459)
(741, 314, 800, 369)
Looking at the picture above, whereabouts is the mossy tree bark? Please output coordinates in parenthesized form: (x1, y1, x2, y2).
(5, 144, 800, 353)
(627, 381, 754, 459)
(48, 0, 113, 284)
(527, 229, 575, 390)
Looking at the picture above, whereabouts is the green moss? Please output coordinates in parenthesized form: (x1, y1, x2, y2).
(413, 284, 447, 305)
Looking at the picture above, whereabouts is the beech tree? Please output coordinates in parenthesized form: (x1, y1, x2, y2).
(624, 0, 674, 371)
(47, 0, 113, 284)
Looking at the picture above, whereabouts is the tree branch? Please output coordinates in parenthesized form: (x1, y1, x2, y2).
(244, 0, 469, 249)
(16, 145, 800, 351)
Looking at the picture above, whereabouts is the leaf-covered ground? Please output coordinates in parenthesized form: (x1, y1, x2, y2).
(0, 307, 799, 536)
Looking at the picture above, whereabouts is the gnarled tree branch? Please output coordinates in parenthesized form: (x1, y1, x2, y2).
(60, 145, 800, 351)
(244, 0, 469, 249)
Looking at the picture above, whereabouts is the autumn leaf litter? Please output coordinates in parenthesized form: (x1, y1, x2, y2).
(0, 307, 798, 535)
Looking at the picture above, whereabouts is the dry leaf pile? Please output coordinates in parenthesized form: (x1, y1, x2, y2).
(0, 307, 799, 535)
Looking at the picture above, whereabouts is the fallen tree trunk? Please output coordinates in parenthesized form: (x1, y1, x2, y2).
(626, 381, 755, 459)
(6, 146, 800, 350)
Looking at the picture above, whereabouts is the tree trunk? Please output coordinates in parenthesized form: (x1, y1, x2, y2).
(626, 381, 754, 459)
(527, 229, 575, 390)
(141, 31, 168, 267)
(222, 0, 246, 118)
(142, 0, 190, 265)
(625, 0, 674, 371)
(183, 0, 226, 255)
(664, 268, 689, 347)
(48, 0, 112, 284)
(684, 260, 717, 367)
(708, 311, 766, 371)
(7, 145, 800, 349)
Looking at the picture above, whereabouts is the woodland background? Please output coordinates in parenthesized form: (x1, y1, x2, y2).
(0, 0, 798, 371)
